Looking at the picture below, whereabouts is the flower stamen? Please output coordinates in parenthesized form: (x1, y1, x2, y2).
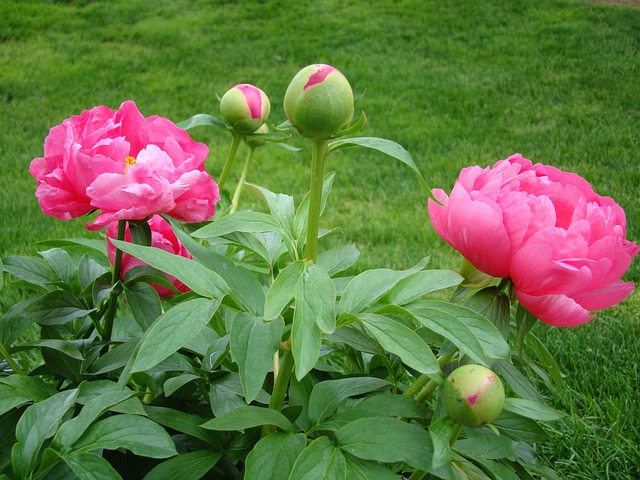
(123, 155, 136, 174)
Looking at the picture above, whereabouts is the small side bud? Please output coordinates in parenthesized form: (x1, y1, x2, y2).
(442, 364, 505, 427)
(220, 84, 270, 135)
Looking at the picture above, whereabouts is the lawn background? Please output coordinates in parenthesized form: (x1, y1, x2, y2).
(1, 0, 639, 478)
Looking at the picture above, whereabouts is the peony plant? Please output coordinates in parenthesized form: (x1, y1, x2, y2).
(0, 64, 636, 480)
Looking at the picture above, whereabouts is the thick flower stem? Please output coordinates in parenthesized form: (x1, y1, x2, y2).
(304, 138, 329, 263)
(102, 219, 126, 343)
(230, 147, 255, 213)
(262, 347, 294, 436)
(403, 350, 456, 400)
(218, 132, 242, 190)
(0, 341, 24, 375)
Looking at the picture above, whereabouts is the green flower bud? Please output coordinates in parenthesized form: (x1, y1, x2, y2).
(245, 124, 268, 149)
(283, 64, 354, 138)
(220, 84, 270, 135)
(442, 364, 505, 428)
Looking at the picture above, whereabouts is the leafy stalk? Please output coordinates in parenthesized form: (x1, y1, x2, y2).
(230, 146, 255, 213)
(0, 340, 24, 375)
(304, 138, 329, 263)
(218, 132, 242, 190)
(102, 219, 126, 342)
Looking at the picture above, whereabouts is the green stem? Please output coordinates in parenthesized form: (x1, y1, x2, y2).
(230, 147, 255, 213)
(269, 348, 294, 412)
(404, 350, 456, 400)
(407, 470, 427, 480)
(415, 379, 440, 404)
(0, 341, 24, 375)
(103, 219, 126, 342)
(218, 132, 242, 190)
(449, 421, 463, 445)
(304, 138, 329, 263)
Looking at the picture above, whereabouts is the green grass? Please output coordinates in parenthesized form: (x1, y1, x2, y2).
(1, 0, 639, 478)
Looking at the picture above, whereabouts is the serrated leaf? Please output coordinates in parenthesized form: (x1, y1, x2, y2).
(358, 313, 439, 376)
(245, 432, 306, 480)
(129, 297, 220, 374)
(74, 414, 177, 458)
(142, 450, 221, 480)
(230, 313, 284, 403)
(200, 405, 294, 433)
(109, 239, 228, 299)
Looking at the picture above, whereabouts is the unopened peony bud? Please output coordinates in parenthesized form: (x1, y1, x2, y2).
(442, 364, 505, 427)
(245, 124, 269, 149)
(283, 64, 354, 138)
(220, 84, 270, 135)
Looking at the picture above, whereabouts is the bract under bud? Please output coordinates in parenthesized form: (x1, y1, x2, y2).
(442, 364, 505, 428)
(283, 64, 354, 138)
(220, 84, 270, 135)
(245, 124, 269, 149)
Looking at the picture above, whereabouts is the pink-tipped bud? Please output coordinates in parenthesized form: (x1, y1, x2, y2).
(220, 84, 270, 134)
(283, 64, 354, 138)
(442, 364, 505, 427)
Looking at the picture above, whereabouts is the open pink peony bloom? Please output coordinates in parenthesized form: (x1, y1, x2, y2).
(29, 101, 220, 230)
(106, 215, 191, 296)
(428, 153, 638, 327)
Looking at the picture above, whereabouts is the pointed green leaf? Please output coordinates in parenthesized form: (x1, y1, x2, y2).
(74, 414, 177, 458)
(455, 430, 517, 460)
(2, 255, 57, 289)
(230, 313, 284, 402)
(339, 257, 429, 314)
(59, 450, 123, 480)
(316, 244, 360, 276)
(502, 398, 565, 421)
(358, 313, 439, 376)
(130, 297, 220, 374)
(264, 261, 305, 320)
(143, 450, 221, 480)
(308, 377, 390, 424)
(289, 436, 347, 480)
(39, 248, 75, 283)
(191, 212, 282, 239)
(109, 239, 228, 299)
(124, 282, 162, 331)
(336, 417, 433, 471)
(177, 113, 226, 130)
(385, 269, 463, 305)
(0, 375, 57, 416)
(200, 405, 294, 433)
(26, 291, 94, 326)
(245, 432, 306, 480)
(144, 406, 213, 445)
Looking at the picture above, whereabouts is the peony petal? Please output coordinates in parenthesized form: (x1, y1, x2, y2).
(516, 291, 594, 327)
(573, 280, 635, 311)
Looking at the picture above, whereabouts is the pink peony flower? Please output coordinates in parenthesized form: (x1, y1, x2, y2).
(106, 215, 191, 296)
(428, 153, 638, 327)
(29, 101, 220, 230)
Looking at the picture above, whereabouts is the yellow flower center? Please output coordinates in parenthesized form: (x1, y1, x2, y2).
(123, 155, 136, 174)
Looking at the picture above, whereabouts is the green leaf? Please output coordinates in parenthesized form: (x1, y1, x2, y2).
(208, 373, 247, 417)
(129, 297, 220, 374)
(58, 450, 123, 480)
(191, 211, 283, 239)
(344, 456, 399, 480)
(245, 432, 306, 480)
(0, 257, 3, 292)
(177, 113, 226, 130)
(169, 221, 265, 315)
(0, 375, 57, 416)
(493, 359, 544, 403)
(230, 313, 284, 403)
(39, 248, 75, 283)
(316, 244, 360, 276)
(464, 286, 511, 341)
(385, 269, 463, 306)
(411, 301, 510, 360)
(0, 300, 36, 347)
(336, 417, 433, 471)
(455, 430, 517, 459)
(78, 255, 109, 291)
(2, 255, 57, 289)
(26, 291, 94, 326)
(358, 313, 440, 376)
(11, 389, 78, 479)
(429, 416, 457, 469)
(405, 304, 489, 366)
(144, 406, 214, 445)
(50, 391, 135, 452)
(491, 412, 547, 443)
(12, 340, 84, 360)
(74, 414, 177, 458)
(502, 398, 565, 421)
(526, 333, 564, 388)
(124, 282, 162, 331)
(109, 239, 228, 299)
(264, 261, 305, 320)
(333, 110, 368, 137)
(338, 257, 429, 314)
(289, 436, 347, 480)
(244, 183, 295, 238)
(308, 377, 390, 424)
(142, 450, 221, 480)
(200, 405, 294, 433)
(328, 137, 430, 194)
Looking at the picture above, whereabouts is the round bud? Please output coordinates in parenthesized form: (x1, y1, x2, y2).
(442, 364, 505, 428)
(283, 64, 354, 138)
(220, 84, 270, 135)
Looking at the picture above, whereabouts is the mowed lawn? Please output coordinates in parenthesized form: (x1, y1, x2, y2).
(1, 0, 639, 478)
